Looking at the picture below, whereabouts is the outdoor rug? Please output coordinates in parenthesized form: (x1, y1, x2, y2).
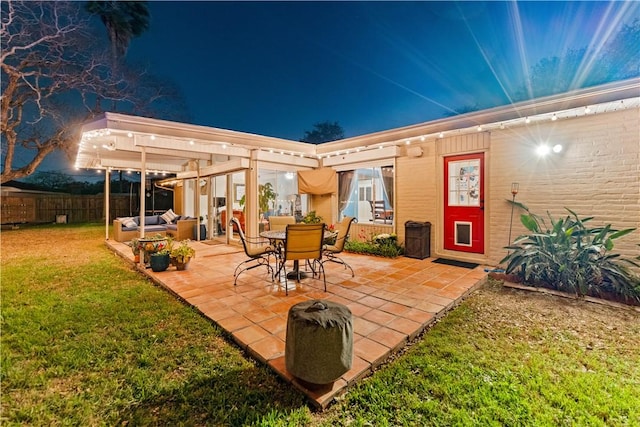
(432, 258, 479, 269)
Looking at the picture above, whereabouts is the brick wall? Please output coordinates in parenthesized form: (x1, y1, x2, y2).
(392, 107, 639, 265)
(488, 107, 640, 264)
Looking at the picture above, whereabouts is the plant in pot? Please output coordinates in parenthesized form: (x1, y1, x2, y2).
(149, 237, 173, 272)
(170, 240, 196, 271)
(150, 248, 172, 272)
(302, 210, 323, 224)
(129, 238, 140, 262)
(239, 182, 276, 216)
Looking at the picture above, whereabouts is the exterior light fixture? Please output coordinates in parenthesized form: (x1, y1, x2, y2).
(405, 140, 411, 145)
(189, 140, 194, 145)
(420, 136, 425, 141)
(525, 117, 530, 124)
(584, 106, 591, 114)
(222, 144, 227, 149)
(150, 135, 156, 140)
(551, 114, 558, 121)
(477, 126, 483, 132)
(500, 123, 505, 130)
(552, 144, 563, 153)
(127, 132, 133, 138)
(536, 144, 550, 156)
(438, 132, 444, 138)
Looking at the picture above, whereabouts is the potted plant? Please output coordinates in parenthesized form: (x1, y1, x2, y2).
(150, 246, 171, 272)
(302, 210, 323, 224)
(139, 234, 169, 265)
(129, 238, 140, 262)
(170, 240, 196, 270)
(239, 182, 277, 216)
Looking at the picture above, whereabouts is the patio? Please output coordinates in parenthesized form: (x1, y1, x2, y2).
(107, 239, 487, 409)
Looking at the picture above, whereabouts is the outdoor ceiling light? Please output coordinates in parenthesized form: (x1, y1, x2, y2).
(438, 132, 444, 138)
(525, 117, 530, 124)
(584, 106, 591, 114)
(551, 114, 558, 121)
(477, 126, 483, 131)
(552, 144, 563, 153)
(127, 132, 133, 138)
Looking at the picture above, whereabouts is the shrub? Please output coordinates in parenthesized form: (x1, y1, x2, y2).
(501, 202, 640, 303)
(345, 232, 404, 258)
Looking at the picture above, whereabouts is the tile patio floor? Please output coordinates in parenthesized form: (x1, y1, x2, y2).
(106, 239, 488, 409)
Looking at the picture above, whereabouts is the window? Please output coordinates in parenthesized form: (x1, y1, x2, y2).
(338, 166, 394, 224)
(258, 169, 308, 221)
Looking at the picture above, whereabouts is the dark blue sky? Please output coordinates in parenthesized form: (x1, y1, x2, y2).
(124, 1, 639, 141)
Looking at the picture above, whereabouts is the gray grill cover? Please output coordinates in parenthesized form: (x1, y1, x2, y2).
(285, 300, 353, 385)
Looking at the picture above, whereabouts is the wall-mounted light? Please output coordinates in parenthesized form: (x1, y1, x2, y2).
(525, 117, 530, 124)
(511, 182, 519, 195)
(438, 132, 444, 138)
(551, 114, 558, 121)
(536, 143, 563, 156)
(584, 106, 591, 114)
(536, 144, 550, 156)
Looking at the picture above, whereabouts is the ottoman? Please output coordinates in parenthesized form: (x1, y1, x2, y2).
(285, 300, 353, 385)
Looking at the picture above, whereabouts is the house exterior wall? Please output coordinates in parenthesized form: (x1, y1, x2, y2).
(393, 108, 639, 265)
(487, 107, 640, 265)
(395, 133, 490, 262)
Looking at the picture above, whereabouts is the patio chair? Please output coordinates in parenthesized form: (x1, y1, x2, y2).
(231, 217, 277, 286)
(370, 200, 392, 223)
(279, 223, 326, 295)
(268, 215, 295, 231)
(321, 216, 355, 277)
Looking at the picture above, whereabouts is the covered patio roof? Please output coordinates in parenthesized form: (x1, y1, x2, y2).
(75, 78, 639, 174)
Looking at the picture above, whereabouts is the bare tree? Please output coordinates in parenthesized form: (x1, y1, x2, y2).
(1, 0, 186, 183)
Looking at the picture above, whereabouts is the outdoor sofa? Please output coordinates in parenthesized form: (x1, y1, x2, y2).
(113, 211, 197, 242)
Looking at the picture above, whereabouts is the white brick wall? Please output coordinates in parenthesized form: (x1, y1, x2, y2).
(488, 107, 640, 265)
(392, 107, 639, 265)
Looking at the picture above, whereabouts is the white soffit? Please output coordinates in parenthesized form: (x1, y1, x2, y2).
(176, 158, 250, 179)
(322, 146, 399, 167)
(253, 150, 319, 168)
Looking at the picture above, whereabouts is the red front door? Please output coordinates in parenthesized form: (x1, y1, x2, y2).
(444, 153, 485, 253)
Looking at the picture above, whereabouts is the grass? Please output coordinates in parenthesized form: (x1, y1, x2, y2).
(2, 223, 640, 426)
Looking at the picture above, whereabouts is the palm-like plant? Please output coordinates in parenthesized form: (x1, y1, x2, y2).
(501, 201, 640, 302)
(86, 1, 150, 61)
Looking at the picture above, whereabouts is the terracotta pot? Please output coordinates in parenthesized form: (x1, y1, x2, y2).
(174, 259, 190, 271)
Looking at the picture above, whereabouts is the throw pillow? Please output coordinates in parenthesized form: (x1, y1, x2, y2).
(122, 217, 137, 228)
(161, 209, 177, 224)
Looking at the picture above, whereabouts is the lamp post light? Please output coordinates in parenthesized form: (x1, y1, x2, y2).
(508, 182, 519, 249)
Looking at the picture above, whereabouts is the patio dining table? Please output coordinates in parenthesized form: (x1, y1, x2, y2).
(260, 228, 337, 280)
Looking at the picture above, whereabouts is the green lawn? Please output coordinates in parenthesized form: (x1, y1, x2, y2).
(2, 224, 639, 426)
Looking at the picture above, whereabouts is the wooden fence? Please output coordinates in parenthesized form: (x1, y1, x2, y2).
(1, 194, 133, 224)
